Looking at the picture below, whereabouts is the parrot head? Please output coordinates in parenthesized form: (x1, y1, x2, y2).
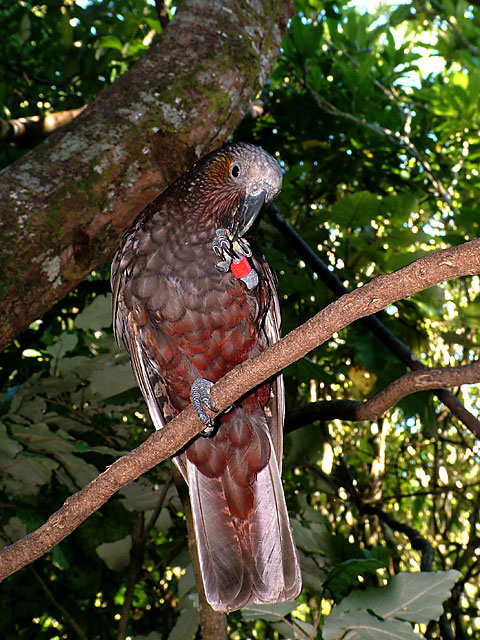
(220, 142, 283, 239)
(172, 142, 283, 240)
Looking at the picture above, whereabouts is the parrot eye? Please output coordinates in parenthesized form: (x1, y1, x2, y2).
(230, 163, 241, 178)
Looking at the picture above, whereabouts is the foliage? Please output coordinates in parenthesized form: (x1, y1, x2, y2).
(322, 570, 460, 640)
(1, 0, 479, 638)
(0, 0, 164, 166)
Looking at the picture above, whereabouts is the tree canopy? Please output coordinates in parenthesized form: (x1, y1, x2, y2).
(0, 1, 479, 639)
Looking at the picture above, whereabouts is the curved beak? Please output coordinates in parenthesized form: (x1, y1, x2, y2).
(231, 190, 267, 239)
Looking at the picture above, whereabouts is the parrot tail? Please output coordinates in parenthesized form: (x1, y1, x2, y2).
(184, 436, 301, 613)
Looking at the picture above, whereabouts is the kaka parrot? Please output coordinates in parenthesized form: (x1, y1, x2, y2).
(111, 142, 301, 612)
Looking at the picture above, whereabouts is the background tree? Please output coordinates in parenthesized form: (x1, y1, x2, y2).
(0, 1, 479, 639)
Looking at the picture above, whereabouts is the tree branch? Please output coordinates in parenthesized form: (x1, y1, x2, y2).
(0, 108, 86, 143)
(115, 471, 172, 640)
(173, 468, 227, 640)
(115, 513, 145, 640)
(154, 0, 170, 29)
(362, 504, 434, 571)
(269, 205, 480, 435)
(28, 565, 88, 640)
(286, 361, 480, 431)
(0, 0, 293, 351)
(427, 0, 480, 58)
(0, 238, 479, 581)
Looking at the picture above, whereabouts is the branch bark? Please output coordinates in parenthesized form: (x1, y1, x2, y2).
(173, 468, 228, 640)
(0, 108, 86, 142)
(269, 205, 480, 435)
(0, 238, 479, 582)
(154, 0, 170, 29)
(0, 0, 293, 351)
(285, 361, 480, 431)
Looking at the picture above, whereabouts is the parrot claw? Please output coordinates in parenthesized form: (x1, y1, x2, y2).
(237, 237, 253, 257)
(213, 228, 254, 274)
(213, 229, 234, 257)
(190, 378, 218, 435)
(213, 229, 234, 272)
(215, 259, 232, 273)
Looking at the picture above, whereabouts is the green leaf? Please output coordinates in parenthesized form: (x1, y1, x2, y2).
(178, 564, 197, 599)
(19, 12, 31, 43)
(125, 41, 146, 56)
(96, 35, 123, 51)
(298, 551, 328, 593)
(290, 15, 322, 59)
(74, 294, 113, 330)
(57, 8, 73, 48)
(15, 397, 47, 422)
(55, 452, 99, 487)
(11, 423, 76, 454)
(51, 544, 70, 570)
(46, 332, 78, 359)
(324, 610, 416, 640)
(324, 556, 389, 594)
(0, 423, 22, 457)
(0, 453, 58, 496)
(34, 372, 79, 395)
(55, 354, 93, 376)
(3, 516, 27, 543)
(323, 570, 461, 640)
(463, 295, 480, 328)
(241, 600, 299, 621)
(167, 596, 199, 640)
(119, 478, 174, 511)
(330, 192, 381, 228)
(273, 618, 315, 639)
(89, 362, 137, 398)
(283, 424, 331, 471)
(357, 53, 376, 85)
(284, 356, 333, 384)
(96, 535, 132, 571)
(371, 571, 460, 624)
(291, 519, 332, 555)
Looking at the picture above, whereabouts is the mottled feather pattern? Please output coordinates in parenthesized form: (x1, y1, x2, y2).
(111, 142, 301, 611)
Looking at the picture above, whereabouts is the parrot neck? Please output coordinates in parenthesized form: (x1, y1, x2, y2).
(164, 179, 244, 230)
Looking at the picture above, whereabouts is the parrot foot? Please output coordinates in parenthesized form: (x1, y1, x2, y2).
(212, 229, 257, 290)
(190, 378, 218, 435)
(213, 228, 234, 272)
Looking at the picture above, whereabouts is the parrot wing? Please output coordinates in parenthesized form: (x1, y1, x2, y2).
(254, 251, 285, 470)
(111, 244, 167, 432)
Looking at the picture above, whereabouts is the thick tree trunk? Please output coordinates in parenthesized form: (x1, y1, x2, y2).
(0, 0, 293, 351)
